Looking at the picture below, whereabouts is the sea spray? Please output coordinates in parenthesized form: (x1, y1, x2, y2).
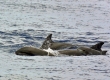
(43, 48, 59, 56)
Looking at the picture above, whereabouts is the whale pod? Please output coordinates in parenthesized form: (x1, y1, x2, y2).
(15, 34, 107, 56)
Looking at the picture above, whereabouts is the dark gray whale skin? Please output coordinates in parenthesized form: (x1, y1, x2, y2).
(79, 47, 107, 55)
(90, 41, 104, 51)
(59, 49, 86, 56)
(15, 47, 54, 56)
(58, 42, 107, 56)
(59, 47, 107, 56)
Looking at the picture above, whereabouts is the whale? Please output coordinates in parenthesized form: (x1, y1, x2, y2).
(59, 49, 86, 56)
(58, 42, 107, 56)
(59, 47, 107, 56)
(15, 34, 74, 56)
(40, 34, 105, 51)
(15, 47, 56, 56)
(40, 34, 76, 50)
(79, 47, 107, 55)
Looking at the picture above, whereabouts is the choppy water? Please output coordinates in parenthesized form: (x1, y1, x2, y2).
(0, 0, 110, 80)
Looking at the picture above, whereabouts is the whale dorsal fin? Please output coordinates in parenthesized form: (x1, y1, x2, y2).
(90, 42, 104, 51)
(46, 34, 52, 40)
(45, 34, 54, 43)
(40, 34, 54, 49)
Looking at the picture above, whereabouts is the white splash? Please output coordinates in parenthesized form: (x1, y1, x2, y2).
(43, 48, 59, 56)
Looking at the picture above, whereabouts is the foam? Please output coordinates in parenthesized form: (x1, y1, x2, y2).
(43, 48, 59, 56)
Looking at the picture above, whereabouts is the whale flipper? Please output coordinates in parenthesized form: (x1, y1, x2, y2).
(90, 42, 104, 51)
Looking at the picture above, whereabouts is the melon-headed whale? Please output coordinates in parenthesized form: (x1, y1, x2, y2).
(59, 42, 107, 56)
(15, 47, 56, 56)
(79, 47, 107, 55)
(40, 34, 76, 50)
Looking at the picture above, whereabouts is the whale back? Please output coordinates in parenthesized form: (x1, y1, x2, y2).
(59, 49, 86, 56)
(50, 42, 74, 50)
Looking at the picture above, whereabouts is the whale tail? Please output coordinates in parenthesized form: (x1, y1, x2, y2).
(90, 42, 104, 51)
(40, 34, 54, 49)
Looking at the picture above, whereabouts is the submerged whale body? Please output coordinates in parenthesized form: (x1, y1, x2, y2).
(40, 34, 75, 50)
